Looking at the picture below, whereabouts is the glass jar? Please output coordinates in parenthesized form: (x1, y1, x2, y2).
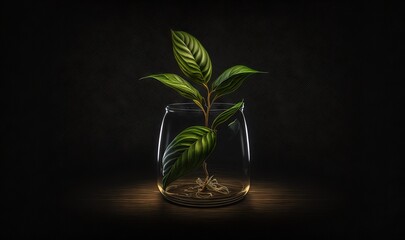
(157, 103, 250, 207)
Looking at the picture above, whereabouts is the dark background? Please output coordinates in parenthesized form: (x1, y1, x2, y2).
(2, 1, 403, 238)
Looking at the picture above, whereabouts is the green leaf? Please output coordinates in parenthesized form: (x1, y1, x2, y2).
(212, 65, 265, 98)
(171, 30, 212, 84)
(141, 73, 202, 102)
(211, 101, 244, 130)
(162, 126, 216, 189)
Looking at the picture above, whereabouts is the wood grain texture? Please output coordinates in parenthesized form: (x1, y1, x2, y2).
(61, 177, 342, 229)
(52, 174, 363, 238)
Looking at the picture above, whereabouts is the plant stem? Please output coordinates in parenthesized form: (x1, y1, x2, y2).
(200, 84, 216, 192)
(201, 161, 209, 191)
(196, 102, 207, 124)
(203, 84, 212, 127)
(203, 161, 209, 180)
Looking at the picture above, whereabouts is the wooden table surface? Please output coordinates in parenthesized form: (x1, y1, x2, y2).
(56, 176, 356, 237)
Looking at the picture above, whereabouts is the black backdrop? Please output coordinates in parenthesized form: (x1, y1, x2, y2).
(3, 1, 402, 238)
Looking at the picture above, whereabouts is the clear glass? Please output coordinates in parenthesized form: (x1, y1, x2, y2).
(157, 103, 250, 207)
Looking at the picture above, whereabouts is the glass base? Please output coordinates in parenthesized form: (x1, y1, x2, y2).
(159, 178, 249, 207)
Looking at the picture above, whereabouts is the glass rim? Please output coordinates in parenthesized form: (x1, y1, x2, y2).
(166, 102, 244, 112)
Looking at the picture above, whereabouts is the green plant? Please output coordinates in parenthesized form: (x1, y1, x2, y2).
(142, 30, 264, 191)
